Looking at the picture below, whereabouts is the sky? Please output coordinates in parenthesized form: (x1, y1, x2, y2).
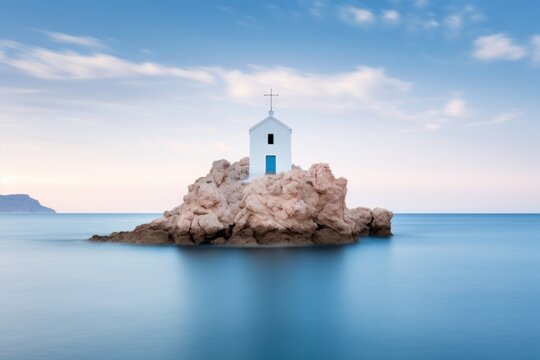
(1, 0, 539, 213)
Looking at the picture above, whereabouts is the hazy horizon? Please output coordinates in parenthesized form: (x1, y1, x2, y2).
(1, 0, 539, 213)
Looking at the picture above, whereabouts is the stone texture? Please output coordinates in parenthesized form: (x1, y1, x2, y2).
(90, 224, 173, 245)
(369, 207, 394, 237)
(90, 157, 392, 246)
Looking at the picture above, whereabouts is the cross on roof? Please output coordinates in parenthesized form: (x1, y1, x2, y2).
(264, 89, 279, 114)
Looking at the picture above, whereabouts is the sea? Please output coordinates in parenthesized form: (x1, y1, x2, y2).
(0, 213, 539, 360)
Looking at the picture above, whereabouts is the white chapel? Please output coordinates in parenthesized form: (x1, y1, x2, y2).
(249, 90, 292, 178)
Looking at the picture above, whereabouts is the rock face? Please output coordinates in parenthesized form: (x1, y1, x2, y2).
(90, 158, 392, 246)
(0, 194, 56, 213)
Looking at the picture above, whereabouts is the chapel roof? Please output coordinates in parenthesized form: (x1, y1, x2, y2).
(249, 110, 292, 133)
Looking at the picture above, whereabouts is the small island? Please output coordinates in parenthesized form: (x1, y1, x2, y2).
(91, 158, 392, 246)
(91, 107, 392, 246)
(0, 194, 56, 213)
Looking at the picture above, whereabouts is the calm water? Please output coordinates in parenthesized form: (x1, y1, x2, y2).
(1, 214, 539, 360)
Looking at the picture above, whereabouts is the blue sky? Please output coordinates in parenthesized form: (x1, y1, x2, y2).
(1, 0, 539, 212)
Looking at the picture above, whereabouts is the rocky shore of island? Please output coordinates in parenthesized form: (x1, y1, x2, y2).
(90, 158, 392, 246)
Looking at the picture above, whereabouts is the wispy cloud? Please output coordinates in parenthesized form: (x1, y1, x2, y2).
(0, 86, 44, 95)
(235, 14, 263, 31)
(45, 31, 106, 48)
(382, 10, 400, 24)
(217, 5, 263, 30)
(218, 5, 233, 13)
(465, 110, 521, 127)
(217, 65, 410, 110)
(444, 14, 462, 33)
(472, 33, 527, 61)
(0, 36, 517, 133)
(423, 19, 439, 30)
(399, 96, 468, 132)
(309, 0, 327, 19)
(415, 0, 429, 8)
(443, 5, 484, 37)
(444, 97, 467, 117)
(0, 40, 215, 82)
(335, 3, 484, 36)
(216, 65, 478, 131)
(339, 6, 375, 26)
(531, 35, 540, 65)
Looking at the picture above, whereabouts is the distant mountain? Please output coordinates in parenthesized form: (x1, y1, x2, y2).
(0, 194, 56, 213)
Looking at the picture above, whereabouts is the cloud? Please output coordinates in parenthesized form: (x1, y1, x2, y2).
(401, 96, 468, 131)
(0, 37, 512, 132)
(235, 14, 263, 31)
(217, 65, 410, 111)
(309, 0, 327, 18)
(339, 6, 375, 25)
(0, 86, 43, 95)
(0, 40, 215, 82)
(444, 98, 467, 117)
(465, 111, 521, 127)
(218, 5, 233, 13)
(140, 49, 154, 55)
(216, 66, 478, 131)
(531, 35, 540, 64)
(424, 20, 439, 30)
(472, 33, 527, 61)
(335, 3, 483, 36)
(45, 31, 105, 48)
(444, 14, 462, 32)
(395, 94, 470, 132)
(382, 10, 400, 24)
(443, 5, 484, 36)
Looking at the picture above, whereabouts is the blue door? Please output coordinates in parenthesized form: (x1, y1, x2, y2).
(265, 155, 276, 174)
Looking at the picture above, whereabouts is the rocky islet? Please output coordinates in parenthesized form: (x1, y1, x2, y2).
(90, 158, 392, 246)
